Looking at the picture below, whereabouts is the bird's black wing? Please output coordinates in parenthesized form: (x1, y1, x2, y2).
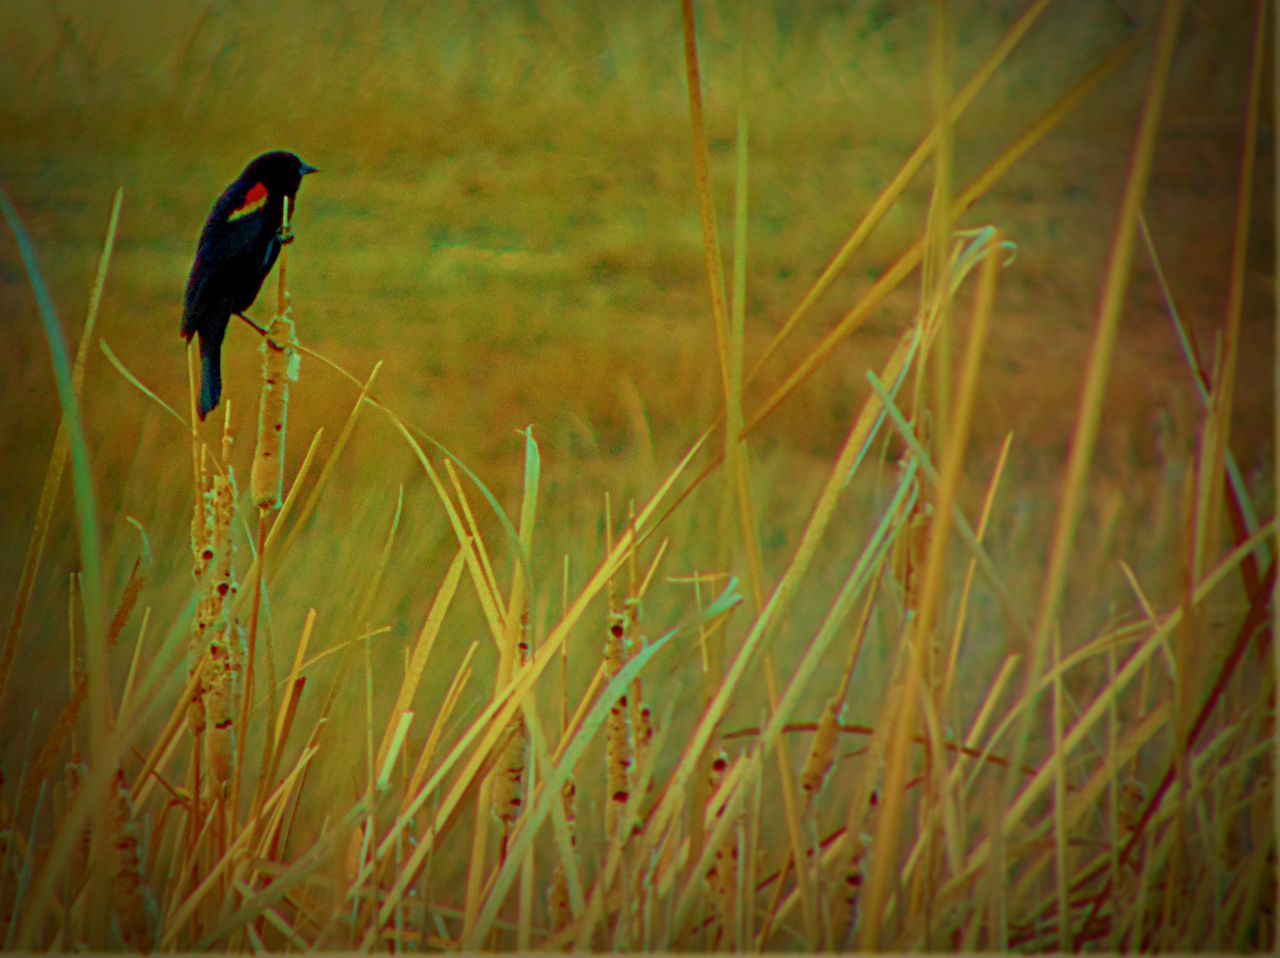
(182, 196, 278, 336)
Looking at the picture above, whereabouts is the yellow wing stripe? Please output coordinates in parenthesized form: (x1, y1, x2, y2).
(227, 182, 268, 222)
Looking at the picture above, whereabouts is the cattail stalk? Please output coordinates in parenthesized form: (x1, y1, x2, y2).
(251, 196, 299, 512)
(238, 195, 299, 819)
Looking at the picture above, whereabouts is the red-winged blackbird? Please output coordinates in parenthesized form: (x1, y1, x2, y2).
(182, 150, 317, 420)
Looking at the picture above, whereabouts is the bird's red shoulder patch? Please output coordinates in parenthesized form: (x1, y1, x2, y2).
(228, 182, 268, 222)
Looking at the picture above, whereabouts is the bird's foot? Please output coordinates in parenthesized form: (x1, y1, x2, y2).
(276, 223, 296, 245)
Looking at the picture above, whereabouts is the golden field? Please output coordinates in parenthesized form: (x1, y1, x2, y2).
(0, 0, 1274, 950)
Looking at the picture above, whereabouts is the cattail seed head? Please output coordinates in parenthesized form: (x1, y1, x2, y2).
(110, 769, 157, 951)
(604, 609, 634, 840)
(492, 711, 528, 829)
(204, 631, 236, 791)
(800, 699, 841, 802)
(251, 310, 298, 510)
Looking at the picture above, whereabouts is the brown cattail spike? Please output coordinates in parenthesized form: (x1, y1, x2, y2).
(548, 775, 579, 932)
(800, 698, 841, 803)
(110, 770, 157, 950)
(492, 712, 528, 830)
(493, 614, 531, 832)
(704, 750, 737, 943)
(893, 453, 932, 619)
(547, 866, 570, 932)
(634, 702, 654, 785)
(604, 609, 634, 840)
(188, 445, 217, 737)
(65, 759, 91, 886)
(204, 623, 243, 792)
(201, 434, 241, 793)
(837, 787, 880, 947)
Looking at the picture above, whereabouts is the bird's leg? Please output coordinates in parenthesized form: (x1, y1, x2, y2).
(235, 312, 270, 336)
(275, 223, 296, 245)
(236, 312, 291, 353)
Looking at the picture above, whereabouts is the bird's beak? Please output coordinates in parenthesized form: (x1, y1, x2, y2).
(300, 162, 319, 176)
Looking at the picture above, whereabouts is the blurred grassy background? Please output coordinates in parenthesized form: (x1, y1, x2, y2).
(0, 0, 1272, 806)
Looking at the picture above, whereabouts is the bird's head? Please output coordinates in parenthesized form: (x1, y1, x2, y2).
(242, 150, 318, 197)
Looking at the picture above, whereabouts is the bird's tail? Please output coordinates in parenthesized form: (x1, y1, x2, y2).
(198, 336, 222, 421)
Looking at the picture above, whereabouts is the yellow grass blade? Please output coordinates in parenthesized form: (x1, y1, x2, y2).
(366, 432, 716, 937)
(384, 422, 504, 642)
(356, 431, 709, 938)
(941, 431, 1013, 708)
(16, 585, 207, 947)
(638, 324, 919, 887)
(1008, 0, 1185, 841)
(867, 371, 1030, 641)
(273, 361, 383, 564)
(679, 0, 732, 406)
(99, 338, 189, 426)
(401, 638, 479, 816)
(374, 545, 466, 774)
(192, 780, 369, 949)
(863, 227, 1001, 943)
(1140, 216, 1262, 539)
(746, 36, 1141, 436)
(1191, 0, 1266, 579)
(444, 458, 504, 620)
(927, 518, 1272, 928)
(749, 0, 1053, 377)
(673, 456, 916, 941)
(462, 428, 539, 943)
(162, 744, 320, 946)
(466, 630, 675, 947)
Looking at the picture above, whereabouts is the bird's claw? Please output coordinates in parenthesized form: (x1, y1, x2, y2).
(276, 224, 296, 245)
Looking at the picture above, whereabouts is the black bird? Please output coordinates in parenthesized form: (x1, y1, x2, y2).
(182, 150, 317, 420)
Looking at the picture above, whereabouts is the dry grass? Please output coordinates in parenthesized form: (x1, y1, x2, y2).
(0, 0, 1274, 951)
